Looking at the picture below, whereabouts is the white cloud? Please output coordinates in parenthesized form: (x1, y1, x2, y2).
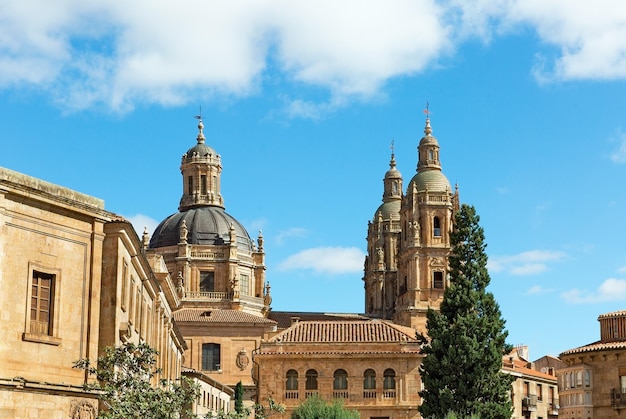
(488, 250, 566, 276)
(0, 0, 450, 113)
(277, 246, 365, 275)
(526, 285, 553, 295)
(561, 278, 626, 303)
(275, 227, 308, 245)
(3, 0, 626, 112)
(618, 266, 626, 274)
(506, 0, 626, 82)
(610, 131, 626, 164)
(125, 213, 159, 237)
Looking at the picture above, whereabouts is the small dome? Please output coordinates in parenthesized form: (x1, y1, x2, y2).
(374, 200, 401, 220)
(409, 170, 451, 193)
(385, 166, 401, 179)
(184, 143, 216, 160)
(149, 206, 254, 252)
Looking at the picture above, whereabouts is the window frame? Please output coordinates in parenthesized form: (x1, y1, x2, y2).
(286, 369, 299, 391)
(305, 369, 318, 390)
(383, 369, 396, 390)
(22, 263, 62, 345)
(334, 369, 348, 390)
(363, 369, 376, 390)
(201, 343, 221, 371)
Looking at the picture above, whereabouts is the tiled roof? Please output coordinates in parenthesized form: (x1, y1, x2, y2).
(268, 311, 373, 329)
(502, 358, 557, 381)
(560, 339, 626, 356)
(598, 310, 626, 319)
(173, 308, 277, 325)
(267, 320, 418, 343)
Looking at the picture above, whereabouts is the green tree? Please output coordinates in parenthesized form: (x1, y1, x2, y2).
(418, 204, 513, 419)
(234, 381, 244, 414)
(290, 395, 359, 419)
(74, 342, 199, 419)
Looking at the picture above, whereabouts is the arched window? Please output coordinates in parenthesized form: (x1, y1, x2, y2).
(305, 369, 318, 390)
(286, 369, 298, 390)
(363, 369, 376, 390)
(383, 369, 396, 390)
(334, 369, 348, 390)
(433, 216, 441, 237)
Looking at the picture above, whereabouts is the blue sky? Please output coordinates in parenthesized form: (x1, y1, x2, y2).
(2, 0, 626, 359)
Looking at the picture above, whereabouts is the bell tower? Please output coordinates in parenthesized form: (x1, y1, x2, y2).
(363, 115, 459, 332)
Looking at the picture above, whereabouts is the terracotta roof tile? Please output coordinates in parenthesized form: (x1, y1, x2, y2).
(267, 320, 418, 343)
(173, 308, 277, 325)
(268, 311, 372, 329)
(560, 339, 626, 356)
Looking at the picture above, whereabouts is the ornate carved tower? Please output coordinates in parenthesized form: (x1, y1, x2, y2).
(148, 118, 270, 317)
(364, 116, 459, 331)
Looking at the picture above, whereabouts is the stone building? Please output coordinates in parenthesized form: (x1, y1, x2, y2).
(363, 118, 459, 331)
(558, 310, 626, 418)
(253, 117, 459, 418)
(503, 346, 560, 419)
(254, 319, 423, 418)
(146, 117, 277, 406)
(0, 168, 195, 417)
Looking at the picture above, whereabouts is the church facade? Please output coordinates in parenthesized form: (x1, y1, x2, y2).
(2, 114, 555, 418)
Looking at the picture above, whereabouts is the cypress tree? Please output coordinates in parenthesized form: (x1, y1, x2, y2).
(418, 204, 513, 419)
(234, 381, 244, 414)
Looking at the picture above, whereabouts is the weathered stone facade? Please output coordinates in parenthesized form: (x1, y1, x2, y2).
(559, 310, 626, 418)
(0, 167, 189, 417)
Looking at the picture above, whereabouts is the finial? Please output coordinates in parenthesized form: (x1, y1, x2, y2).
(194, 106, 205, 144)
(389, 139, 396, 168)
(424, 101, 433, 136)
(423, 101, 432, 136)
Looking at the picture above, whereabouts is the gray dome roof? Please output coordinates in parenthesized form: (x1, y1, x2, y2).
(185, 143, 216, 159)
(149, 206, 254, 252)
(409, 170, 451, 193)
(374, 200, 401, 220)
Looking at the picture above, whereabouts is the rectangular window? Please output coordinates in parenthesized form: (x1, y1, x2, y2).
(30, 271, 54, 335)
(188, 176, 193, 195)
(129, 282, 136, 325)
(537, 383, 543, 401)
(202, 343, 221, 371)
(200, 272, 215, 293)
(240, 274, 249, 296)
(433, 272, 444, 289)
(121, 262, 128, 311)
(201, 175, 207, 195)
(23, 265, 61, 345)
(134, 287, 141, 330)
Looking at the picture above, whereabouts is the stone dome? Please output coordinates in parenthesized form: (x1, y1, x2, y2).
(184, 142, 216, 160)
(408, 170, 451, 193)
(374, 201, 401, 220)
(149, 206, 254, 252)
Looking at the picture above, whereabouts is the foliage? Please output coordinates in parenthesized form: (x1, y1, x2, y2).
(418, 204, 514, 419)
(207, 396, 284, 419)
(255, 396, 286, 418)
(444, 413, 481, 419)
(74, 342, 199, 419)
(290, 395, 359, 419)
(235, 381, 244, 414)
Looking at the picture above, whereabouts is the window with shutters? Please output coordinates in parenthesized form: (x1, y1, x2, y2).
(23, 266, 61, 345)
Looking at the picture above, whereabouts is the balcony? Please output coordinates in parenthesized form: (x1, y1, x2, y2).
(548, 401, 560, 414)
(522, 395, 538, 412)
(332, 391, 349, 399)
(611, 388, 626, 409)
(285, 391, 299, 400)
(185, 291, 232, 301)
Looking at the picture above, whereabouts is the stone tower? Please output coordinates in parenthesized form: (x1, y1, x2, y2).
(148, 118, 270, 316)
(364, 116, 459, 331)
